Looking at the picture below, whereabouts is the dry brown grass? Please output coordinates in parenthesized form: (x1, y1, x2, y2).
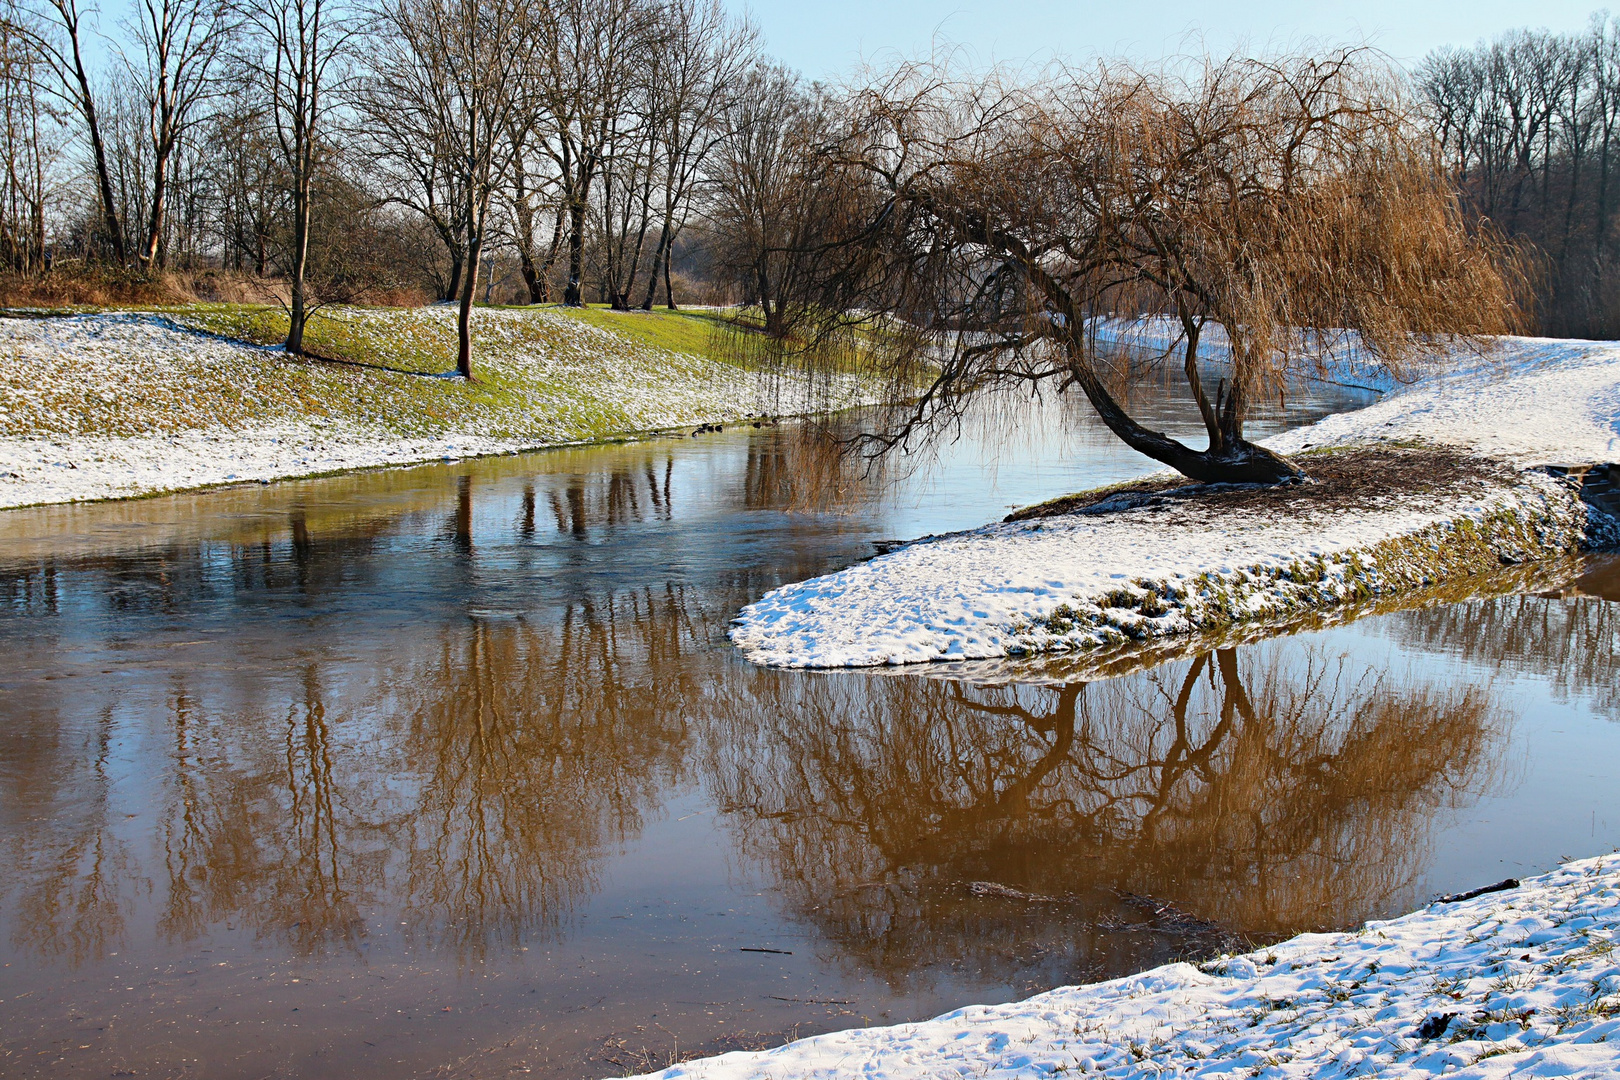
(0, 268, 433, 309)
(0, 268, 195, 307)
(1006, 446, 1514, 522)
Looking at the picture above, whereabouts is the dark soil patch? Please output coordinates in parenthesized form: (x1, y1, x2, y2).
(1006, 446, 1517, 523)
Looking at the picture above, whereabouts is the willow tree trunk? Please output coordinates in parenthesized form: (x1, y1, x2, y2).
(1064, 345, 1302, 485)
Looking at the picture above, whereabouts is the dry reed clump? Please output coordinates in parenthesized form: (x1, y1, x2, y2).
(0, 269, 435, 310)
(0, 268, 195, 308)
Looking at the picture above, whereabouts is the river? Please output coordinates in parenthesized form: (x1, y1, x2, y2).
(1, 382, 1617, 1078)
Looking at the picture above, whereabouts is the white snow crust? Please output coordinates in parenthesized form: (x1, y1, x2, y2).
(730, 338, 1620, 668)
(624, 857, 1620, 1080)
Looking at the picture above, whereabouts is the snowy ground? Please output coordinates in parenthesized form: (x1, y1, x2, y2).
(730, 338, 1620, 668)
(626, 856, 1620, 1080)
(0, 309, 874, 508)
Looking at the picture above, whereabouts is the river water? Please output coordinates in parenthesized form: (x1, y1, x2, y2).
(1, 384, 1618, 1079)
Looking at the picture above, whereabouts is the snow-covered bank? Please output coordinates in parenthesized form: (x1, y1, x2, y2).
(730, 338, 1620, 668)
(0, 309, 875, 507)
(626, 856, 1620, 1080)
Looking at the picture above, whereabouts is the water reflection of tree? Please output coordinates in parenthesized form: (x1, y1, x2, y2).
(6, 704, 130, 966)
(1385, 591, 1620, 719)
(392, 598, 693, 956)
(701, 646, 1506, 991)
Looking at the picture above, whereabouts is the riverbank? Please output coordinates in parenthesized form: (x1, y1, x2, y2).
(628, 856, 1620, 1080)
(730, 337, 1620, 668)
(0, 304, 869, 508)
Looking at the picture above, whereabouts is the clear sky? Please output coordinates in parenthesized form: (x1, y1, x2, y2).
(732, 1, 1606, 78)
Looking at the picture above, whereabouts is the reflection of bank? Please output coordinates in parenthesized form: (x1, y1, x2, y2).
(700, 645, 1509, 991)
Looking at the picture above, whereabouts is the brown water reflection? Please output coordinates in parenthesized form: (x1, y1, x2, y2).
(0, 413, 1615, 1079)
(704, 647, 1506, 992)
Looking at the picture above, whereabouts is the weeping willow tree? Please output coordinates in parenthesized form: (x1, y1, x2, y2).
(803, 48, 1526, 484)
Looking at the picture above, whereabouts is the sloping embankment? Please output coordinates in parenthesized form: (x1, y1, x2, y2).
(0, 306, 874, 508)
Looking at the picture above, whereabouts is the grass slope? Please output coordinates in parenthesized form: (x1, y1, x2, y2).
(0, 303, 793, 444)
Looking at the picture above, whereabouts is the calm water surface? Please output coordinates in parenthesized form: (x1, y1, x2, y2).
(2, 386, 1618, 1079)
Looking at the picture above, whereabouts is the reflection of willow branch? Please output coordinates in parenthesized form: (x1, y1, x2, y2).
(743, 420, 891, 512)
(701, 644, 1508, 990)
(398, 588, 702, 957)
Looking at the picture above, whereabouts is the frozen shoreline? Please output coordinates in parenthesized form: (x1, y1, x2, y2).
(624, 857, 1620, 1080)
(730, 337, 1620, 669)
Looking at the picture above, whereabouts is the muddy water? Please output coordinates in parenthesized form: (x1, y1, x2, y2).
(2, 387, 1619, 1079)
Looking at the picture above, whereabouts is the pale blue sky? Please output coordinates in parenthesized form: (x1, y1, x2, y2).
(733, 1, 1606, 78)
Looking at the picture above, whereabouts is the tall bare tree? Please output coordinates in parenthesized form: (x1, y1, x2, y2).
(708, 62, 831, 337)
(238, 0, 352, 352)
(0, 0, 55, 273)
(533, 0, 651, 307)
(28, 0, 126, 262)
(124, 0, 233, 267)
(638, 0, 754, 310)
(372, 0, 534, 377)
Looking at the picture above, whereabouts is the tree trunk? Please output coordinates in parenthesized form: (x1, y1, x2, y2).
(563, 198, 586, 306)
(63, 20, 126, 265)
(518, 240, 544, 303)
(445, 244, 464, 304)
(139, 148, 169, 267)
(756, 256, 783, 337)
(1065, 348, 1302, 485)
(285, 176, 311, 354)
(640, 220, 669, 310)
(664, 242, 675, 309)
(457, 226, 482, 379)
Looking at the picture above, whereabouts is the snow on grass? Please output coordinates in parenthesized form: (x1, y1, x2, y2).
(624, 856, 1620, 1080)
(0, 307, 876, 508)
(730, 338, 1620, 668)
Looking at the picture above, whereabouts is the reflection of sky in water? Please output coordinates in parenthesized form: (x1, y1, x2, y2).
(0, 388, 1615, 1080)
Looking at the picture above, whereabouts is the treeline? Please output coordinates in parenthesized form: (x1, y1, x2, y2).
(4, 0, 1619, 340)
(0, 0, 833, 363)
(1420, 14, 1620, 337)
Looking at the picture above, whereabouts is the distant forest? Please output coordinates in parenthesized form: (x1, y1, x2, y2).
(0, 0, 1616, 336)
(1420, 16, 1620, 337)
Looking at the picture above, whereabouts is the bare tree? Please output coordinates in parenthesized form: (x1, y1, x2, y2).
(809, 50, 1521, 484)
(27, 0, 126, 262)
(371, 0, 534, 377)
(0, 0, 56, 273)
(532, 0, 652, 307)
(638, 0, 754, 310)
(124, 0, 234, 267)
(238, 0, 353, 351)
(1419, 19, 1620, 336)
(354, 14, 468, 301)
(708, 62, 833, 337)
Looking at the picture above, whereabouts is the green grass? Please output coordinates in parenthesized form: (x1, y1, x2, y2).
(555, 305, 739, 358)
(2, 301, 839, 444)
